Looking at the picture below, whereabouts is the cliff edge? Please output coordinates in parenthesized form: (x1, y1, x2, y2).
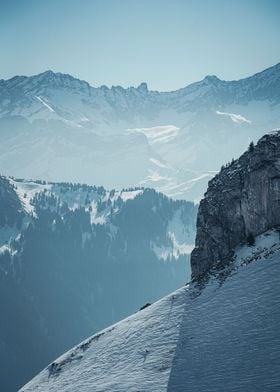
(191, 130, 280, 278)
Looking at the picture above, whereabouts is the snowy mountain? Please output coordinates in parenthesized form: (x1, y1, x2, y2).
(1, 63, 280, 200)
(21, 229, 280, 392)
(0, 176, 196, 392)
(20, 131, 280, 391)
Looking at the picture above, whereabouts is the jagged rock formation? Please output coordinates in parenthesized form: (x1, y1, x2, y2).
(191, 130, 280, 278)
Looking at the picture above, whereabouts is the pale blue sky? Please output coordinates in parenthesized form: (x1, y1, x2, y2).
(0, 0, 279, 90)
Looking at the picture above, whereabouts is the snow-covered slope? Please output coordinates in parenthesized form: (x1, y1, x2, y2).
(21, 288, 187, 392)
(1, 64, 280, 200)
(21, 229, 280, 391)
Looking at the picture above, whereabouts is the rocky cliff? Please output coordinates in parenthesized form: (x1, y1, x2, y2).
(191, 130, 280, 278)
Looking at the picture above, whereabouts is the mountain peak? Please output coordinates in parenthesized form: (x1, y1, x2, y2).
(137, 82, 148, 93)
(203, 74, 221, 84)
(25, 70, 92, 92)
(40, 70, 55, 76)
(33, 70, 57, 82)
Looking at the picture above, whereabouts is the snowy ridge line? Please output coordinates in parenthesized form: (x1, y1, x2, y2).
(47, 328, 112, 378)
(9, 177, 145, 223)
(20, 287, 188, 391)
(3, 177, 195, 265)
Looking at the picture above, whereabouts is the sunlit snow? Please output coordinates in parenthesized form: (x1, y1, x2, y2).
(216, 110, 252, 124)
(36, 96, 55, 113)
(127, 125, 180, 145)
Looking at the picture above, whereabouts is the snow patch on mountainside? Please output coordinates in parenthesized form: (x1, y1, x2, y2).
(151, 241, 194, 261)
(168, 208, 195, 251)
(119, 189, 143, 202)
(216, 110, 252, 124)
(0, 224, 24, 258)
(0, 225, 20, 258)
(155, 172, 214, 202)
(140, 170, 170, 184)
(36, 96, 55, 113)
(128, 125, 180, 145)
(0, 244, 10, 255)
(149, 158, 169, 169)
(152, 208, 195, 260)
(10, 179, 50, 214)
(0, 225, 20, 247)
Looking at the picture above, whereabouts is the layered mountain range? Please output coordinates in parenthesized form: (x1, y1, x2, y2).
(21, 132, 280, 392)
(0, 177, 196, 391)
(2, 63, 280, 391)
(1, 63, 280, 200)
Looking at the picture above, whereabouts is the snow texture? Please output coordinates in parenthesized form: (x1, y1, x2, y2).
(21, 288, 187, 392)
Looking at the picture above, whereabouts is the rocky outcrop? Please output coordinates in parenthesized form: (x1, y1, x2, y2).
(191, 130, 280, 278)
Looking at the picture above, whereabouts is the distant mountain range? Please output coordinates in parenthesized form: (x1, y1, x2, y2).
(1, 63, 280, 200)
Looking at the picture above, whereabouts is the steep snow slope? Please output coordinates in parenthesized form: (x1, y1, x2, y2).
(22, 288, 187, 392)
(168, 232, 280, 392)
(21, 230, 280, 391)
(1, 64, 280, 200)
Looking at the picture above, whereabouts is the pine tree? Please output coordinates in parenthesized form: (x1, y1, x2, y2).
(248, 141, 254, 152)
(247, 232, 255, 246)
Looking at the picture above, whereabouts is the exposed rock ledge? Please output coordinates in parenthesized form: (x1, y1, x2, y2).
(191, 130, 280, 278)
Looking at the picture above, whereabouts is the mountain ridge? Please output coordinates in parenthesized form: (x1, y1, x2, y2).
(2, 62, 280, 93)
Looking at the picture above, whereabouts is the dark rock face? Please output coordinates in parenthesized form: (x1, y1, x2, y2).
(191, 131, 280, 278)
